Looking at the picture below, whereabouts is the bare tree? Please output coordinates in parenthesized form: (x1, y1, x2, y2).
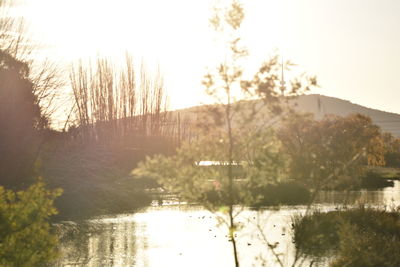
(0, 0, 66, 129)
(70, 55, 169, 145)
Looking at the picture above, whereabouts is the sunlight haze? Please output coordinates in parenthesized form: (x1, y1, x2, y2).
(22, 0, 400, 114)
(2, 1, 400, 266)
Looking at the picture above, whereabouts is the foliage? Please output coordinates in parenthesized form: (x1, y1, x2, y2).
(331, 221, 400, 267)
(134, 1, 316, 266)
(382, 132, 400, 167)
(0, 0, 62, 186)
(134, 131, 285, 210)
(0, 180, 62, 266)
(278, 113, 386, 190)
(0, 49, 42, 187)
(293, 207, 400, 263)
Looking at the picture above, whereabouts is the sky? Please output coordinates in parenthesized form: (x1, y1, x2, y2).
(16, 0, 400, 115)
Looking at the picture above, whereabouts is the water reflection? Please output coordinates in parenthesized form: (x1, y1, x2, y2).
(56, 207, 304, 266)
(55, 218, 140, 267)
(316, 180, 400, 206)
(56, 181, 400, 267)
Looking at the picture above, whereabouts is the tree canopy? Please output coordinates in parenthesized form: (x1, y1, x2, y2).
(133, 1, 316, 266)
(0, 50, 44, 187)
(277, 113, 386, 189)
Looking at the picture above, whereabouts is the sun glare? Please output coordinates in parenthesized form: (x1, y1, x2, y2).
(21, 0, 284, 110)
(2, 1, 400, 266)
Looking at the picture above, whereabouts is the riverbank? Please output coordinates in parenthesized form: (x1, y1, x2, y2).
(293, 206, 400, 266)
(49, 164, 399, 221)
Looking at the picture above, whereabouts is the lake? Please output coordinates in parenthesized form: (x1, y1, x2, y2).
(54, 181, 400, 267)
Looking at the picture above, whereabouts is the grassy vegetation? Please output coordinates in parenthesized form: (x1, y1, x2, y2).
(40, 139, 169, 220)
(293, 206, 400, 266)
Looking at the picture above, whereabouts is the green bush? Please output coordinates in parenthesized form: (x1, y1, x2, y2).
(0, 180, 62, 266)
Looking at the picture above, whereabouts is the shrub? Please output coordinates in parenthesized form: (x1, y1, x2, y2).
(331, 222, 400, 267)
(0, 180, 62, 266)
(293, 207, 400, 265)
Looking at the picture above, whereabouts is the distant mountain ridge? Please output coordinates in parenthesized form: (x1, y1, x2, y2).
(293, 94, 400, 137)
(172, 94, 400, 137)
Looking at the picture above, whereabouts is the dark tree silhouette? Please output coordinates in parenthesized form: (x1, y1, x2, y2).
(0, 50, 42, 187)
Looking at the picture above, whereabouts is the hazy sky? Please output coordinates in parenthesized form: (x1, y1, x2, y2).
(20, 0, 400, 114)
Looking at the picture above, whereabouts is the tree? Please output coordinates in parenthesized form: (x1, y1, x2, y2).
(277, 113, 386, 190)
(0, 49, 43, 187)
(0, 0, 64, 187)
(0, 0, 65, 129)
(69, 56, 168, 143)
(0, 3, 63, 265)
(382, 132, 400, 167)
(134, 1, 316, 266)
(0, 179, 62, 266)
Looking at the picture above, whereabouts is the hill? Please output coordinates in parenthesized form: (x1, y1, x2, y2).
(294, 95, 400, 137)
(170, 94, 400, 138)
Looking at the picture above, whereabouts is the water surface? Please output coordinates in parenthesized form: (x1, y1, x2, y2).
(55, 181, 400, 267)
